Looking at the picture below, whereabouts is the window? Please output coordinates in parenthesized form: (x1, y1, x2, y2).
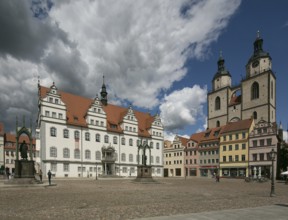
(74, 131, 79, 139)
(252, 140, 257, 147)
(253, 111, 257, 120)
(216, 121, 220, 127)
(96, 134, 100, 142)
(235, 144, 239, 150)
(63, 129, 69, 138)
(51, 163, 57, 172)
(242, 143, 246, 150)
(242, 132, 246, 139)
(150, 142, 153, 148)
(150, 156, 154, 164)
(50, 147, 57, 157)
(90, 119, 94, 125)
(45, 111, 49, 117)
(63, 163, 69, 172)
(235, 155, 239, 161)
(100, 121, 104, 127)
(215, 96, 221, 110)
(229, 145, 232, 151)
(63, 148, 70, 158)
(251, 82, 259, 100)
(156, 156, 160, 164)
(122, 167, 127, 173)
(229, 135, 232, 140)
(260, 139, 265, 146)
(49, 97, 53, 103)
(229, 156, 232, 162)
(121, 137, 125, 145)
(223, 135, 226, 141)
(223, 146, 226, 151)
(271, 81, 274, 99)
(129, 138, 133, 146)
(223, 156, 226, 162)
(96, 151, 101, 160)
(113, 136, 117, 144)
(129, 154, 133, 162)
(121, 153, 126, 162)
(59, 113, 63, 119)
(241, 155, 246, 161)
(267, 138, 272, 145)
(74, 149, 80, 159)
(52, 112, 56, 118)
(50, 127, 57, 137)
(260, 153, 264, 161)
(85, 150, 91, 159)
(85, 132, 90, 141)
(253, 154, 257, 161)
(235, 134, 239, 140)
(156, 143, 160, 149)
(104, 135, 109, 143)
(55, 99, 59, 104)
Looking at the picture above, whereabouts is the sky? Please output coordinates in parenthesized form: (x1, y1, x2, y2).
(0, 0, 287, 141)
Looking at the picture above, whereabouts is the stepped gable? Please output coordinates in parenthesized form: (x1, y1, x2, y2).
(39, 85, 155, 137)
(220, 118, 253, 134)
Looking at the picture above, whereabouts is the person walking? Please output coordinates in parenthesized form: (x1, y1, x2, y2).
(39, 169, 43, 182)
(47, 170, 52, 185)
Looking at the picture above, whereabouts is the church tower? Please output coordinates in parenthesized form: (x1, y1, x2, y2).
(241, 32, 276, 123)
(207, 52, 232, 128)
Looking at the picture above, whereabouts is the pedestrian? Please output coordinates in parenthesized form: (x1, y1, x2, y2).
(39, 169, 43, 182)
(47, 170, 52, 185)
(216, 174, 220, 182)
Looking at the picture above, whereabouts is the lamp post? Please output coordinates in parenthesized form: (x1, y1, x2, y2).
(269, 148, 276, 197)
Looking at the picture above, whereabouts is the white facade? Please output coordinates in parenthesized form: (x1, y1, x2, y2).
(36, 83, 164, 178)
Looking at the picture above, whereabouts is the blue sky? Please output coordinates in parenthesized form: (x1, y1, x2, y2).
(0, 0, 287, 141)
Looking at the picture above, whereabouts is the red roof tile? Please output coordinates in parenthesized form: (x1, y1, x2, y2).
(39, 85, 156, 137)
(229, 95, 241, 106)
(0, 122, 4, 136)
(220, 118, 253, 134)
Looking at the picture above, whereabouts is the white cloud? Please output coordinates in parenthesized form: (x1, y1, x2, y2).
(0, 0, 241, 132)
(51, 0, 241, 108)
(159, 85, 207, 132)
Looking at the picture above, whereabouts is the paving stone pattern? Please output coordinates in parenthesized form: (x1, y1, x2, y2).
(0, 177, 288, 220)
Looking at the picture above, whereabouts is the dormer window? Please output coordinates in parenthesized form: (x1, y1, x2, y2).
(55, 99, 59, 104)
(49, 97, 53, 103)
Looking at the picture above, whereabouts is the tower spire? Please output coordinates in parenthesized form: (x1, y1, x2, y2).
(100, 74, 108, 105)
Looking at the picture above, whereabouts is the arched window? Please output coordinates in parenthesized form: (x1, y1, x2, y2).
(74, 149, 80, 159)
(104, 135, 109, 143)
(95, 134, 100, 142)
(63, 129, 69, 138)
(121, 137, 125, 145)
(113, 136, 117, 144)
(253, 111, 257, 120)
(156, 143, 160, 149)
(63, 148, 70, 158)
(129, 154, 133, 162)
(121, 153, 126, 162)
(50, 127, 57, 137)
(85, 132, 90, 141)
(216, 121, 220, 127)
(74, 130, 79, 139)
(150, 142, 153, 148)
(215, 96, 221, 110)
(96, 151, 101, 160)
(129, 138, 133, 146)
(251, 82, 259, 100)
(85, 150, 91, 159)
(50, 146, 57, 157)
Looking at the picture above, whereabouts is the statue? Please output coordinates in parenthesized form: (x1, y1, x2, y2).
(19, 140, 28, 160)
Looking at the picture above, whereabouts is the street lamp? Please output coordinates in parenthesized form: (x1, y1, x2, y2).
(269, 148, 277, 197)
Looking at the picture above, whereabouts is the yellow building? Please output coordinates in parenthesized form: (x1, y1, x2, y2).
(219, 118, 254, 178)
(163, 136, 189, 177)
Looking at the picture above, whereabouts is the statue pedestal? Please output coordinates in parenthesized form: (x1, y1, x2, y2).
(14, 160, 35, 178)
(137, 165, 152, 178)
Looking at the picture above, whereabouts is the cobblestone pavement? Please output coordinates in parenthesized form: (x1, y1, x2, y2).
(0, 177, 288, 220)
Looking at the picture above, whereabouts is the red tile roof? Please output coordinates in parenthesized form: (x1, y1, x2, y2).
(39, 85, 156, 137)
(0, 122, 4, 136)
(229, 95, 241, 106)
(178, 136, 189, 145)
(220, 118, 253, 134)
